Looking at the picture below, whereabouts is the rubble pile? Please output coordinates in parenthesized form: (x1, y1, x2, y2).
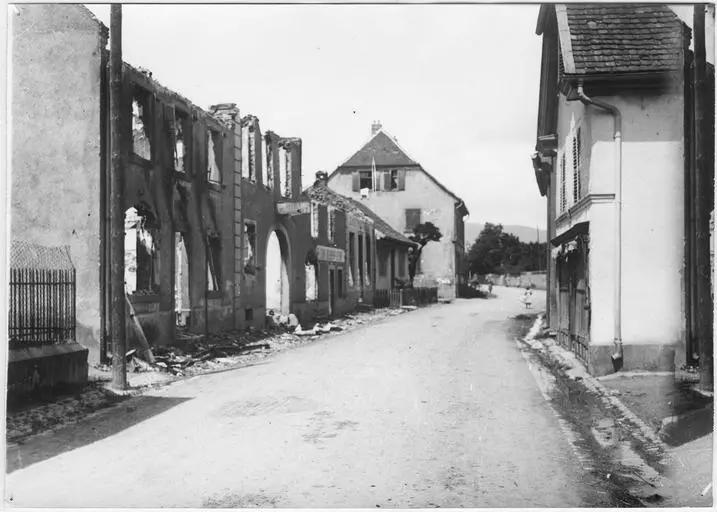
(125, 307, 409, 377)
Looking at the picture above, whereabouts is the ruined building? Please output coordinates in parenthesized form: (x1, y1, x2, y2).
(8, 4, 414, 395)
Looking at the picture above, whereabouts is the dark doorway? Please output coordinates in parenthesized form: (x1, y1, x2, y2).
(328, 268, 336, 317)
(390, 248, 396, 288)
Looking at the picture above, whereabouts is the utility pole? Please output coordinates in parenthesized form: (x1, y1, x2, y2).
(694, 4, 714, 392)
(110, 3, 127, 390)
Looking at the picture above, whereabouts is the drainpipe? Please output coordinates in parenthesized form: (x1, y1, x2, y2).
(576, 82, 624, 369)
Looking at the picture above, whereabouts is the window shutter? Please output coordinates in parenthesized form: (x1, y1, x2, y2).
(383, 171, 391, 191)
(398, 170, 406, 190)
(352, 171, 360, 192)
(572, 131, 579, 203)
(560, 152, 566, 213)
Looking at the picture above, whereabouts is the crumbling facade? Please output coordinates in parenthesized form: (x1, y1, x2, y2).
(9, 4, 425, 380)
(113, 66, 240, 354)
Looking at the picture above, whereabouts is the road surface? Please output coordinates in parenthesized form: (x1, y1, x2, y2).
(6, 287, 619, 507)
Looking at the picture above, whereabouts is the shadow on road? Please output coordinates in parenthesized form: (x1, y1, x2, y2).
(6, 395, 192, 474)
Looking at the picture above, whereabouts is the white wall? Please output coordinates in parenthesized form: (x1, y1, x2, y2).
(329, 168, 457, 290)
(554, 89, 685, 349)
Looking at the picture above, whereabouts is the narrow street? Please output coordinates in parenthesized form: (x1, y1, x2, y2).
(7, 289, 635, 507)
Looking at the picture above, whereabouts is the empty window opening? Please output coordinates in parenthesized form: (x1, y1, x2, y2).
(207, 236, 221, 292)
(278, 147, 287, 196)
(405, 208, 421, 233)
(279, 147, 292, 198)
(207, 130, 221, 184)
(262, 134, 273, 189)
(172, 110, 186, 172)
(348, 232, 356, 286)
(241, 124, 250, 179)
(125, 206, 159, 295)
(243, 221, 257, 273)
(174, 232, 190, 327)
(310, 201, 319, 238)
(248, 127, 256, 182)
(305, 251, 318, 302)
(245, 308, 254, 321)
(266, 230, 290, 315)
(131, 92, 151, 160)
(328, 207, 336, 242)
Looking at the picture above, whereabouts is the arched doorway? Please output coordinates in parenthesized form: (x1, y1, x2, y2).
(265, 229, 290, 315)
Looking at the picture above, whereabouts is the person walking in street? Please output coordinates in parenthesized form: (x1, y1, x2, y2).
(521, 286, 533, 309)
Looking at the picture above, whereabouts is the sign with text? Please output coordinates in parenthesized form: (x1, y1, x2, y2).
(317, 245, 345, 263)
(276, 201, 310, 216)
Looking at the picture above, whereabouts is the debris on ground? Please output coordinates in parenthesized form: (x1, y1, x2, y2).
(7, 306, 415, 444)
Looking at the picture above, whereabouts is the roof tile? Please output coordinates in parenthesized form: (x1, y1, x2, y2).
(564, 3, 685, 75)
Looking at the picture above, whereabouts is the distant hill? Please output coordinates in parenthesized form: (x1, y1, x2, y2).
(465, 222, 547, 246)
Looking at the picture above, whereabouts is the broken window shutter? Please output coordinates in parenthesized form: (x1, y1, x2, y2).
(398, 170, 406, 190)
(352, 171, 360, 192)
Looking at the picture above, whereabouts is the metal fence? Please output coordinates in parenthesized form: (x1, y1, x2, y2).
(401, 287, 438, 306)
(373, 288, 401, 308)
(9, 242, 76, 349)
(373, 287, 437, 308)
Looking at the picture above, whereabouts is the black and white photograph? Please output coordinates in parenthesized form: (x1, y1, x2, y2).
(2, 1, 715, 508)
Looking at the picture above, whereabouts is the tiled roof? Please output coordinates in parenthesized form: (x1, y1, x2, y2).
(331, 128, 469, 214)
(563, 4, 685, 75)
(304, 183, 415, 245)
(304, 183, 374, 224)
(339, 131, 419, 168)
(348, 201, 416, 246)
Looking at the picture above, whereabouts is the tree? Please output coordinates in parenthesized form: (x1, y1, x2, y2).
(407, 222, 442, 287)
(466, 223, 546, 276)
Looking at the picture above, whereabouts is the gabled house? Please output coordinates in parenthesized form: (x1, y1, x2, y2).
(532, 4, 714, 376)
(328, 123, 469, 299)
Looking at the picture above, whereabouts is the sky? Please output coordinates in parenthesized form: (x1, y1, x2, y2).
(83, 3, 703, 230)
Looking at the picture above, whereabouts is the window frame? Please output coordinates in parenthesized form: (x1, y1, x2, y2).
(404, 208, 421, 233)
(207, 128, 222, 184)
(243, 220, 257, 274)
(359, 170, 373, 190)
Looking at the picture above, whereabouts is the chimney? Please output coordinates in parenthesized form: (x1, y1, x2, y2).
(315, 171, 329, 186)
(371, 120, 382, 136)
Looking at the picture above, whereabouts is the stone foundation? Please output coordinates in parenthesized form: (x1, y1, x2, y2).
(588, 342, 676, 377)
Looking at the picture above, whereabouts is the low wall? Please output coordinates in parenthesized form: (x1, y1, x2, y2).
(7, 342, 88, 405)
(481, 272, 547, 290)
